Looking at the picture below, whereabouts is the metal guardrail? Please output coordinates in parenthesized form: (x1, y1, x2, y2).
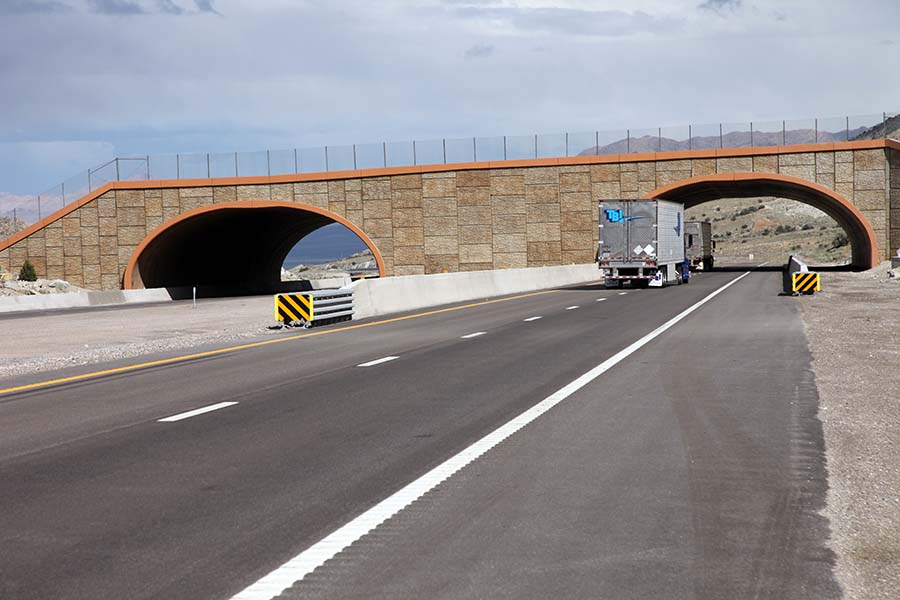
(1, 110, 898, 235)
(273, 289, 354, 328)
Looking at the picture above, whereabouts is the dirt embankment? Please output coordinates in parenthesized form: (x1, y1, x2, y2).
(800, 263, 900, 599)
(686, 198, 851, 266)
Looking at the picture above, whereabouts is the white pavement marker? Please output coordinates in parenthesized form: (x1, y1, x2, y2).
(618, 292, 628, 296)
(157, 402, 238, 423)
(565, 306, 579, 310)
(461, 332, 487, 339)
(230, 271, 752, 600)
(596, 298, 607, 302)
(356, 356, 399, 367)
(523, 316, 542, 322)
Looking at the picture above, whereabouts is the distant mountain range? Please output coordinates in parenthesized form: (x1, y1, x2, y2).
(577, 114, 900, 156)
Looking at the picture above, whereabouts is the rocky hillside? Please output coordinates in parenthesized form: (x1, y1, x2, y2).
(281, 249, 377, 281)
(685, 198, 851, 266)
(0, 215, 25, 240)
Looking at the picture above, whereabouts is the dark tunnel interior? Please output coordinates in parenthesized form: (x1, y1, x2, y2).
(655, 178, 875, 270)
(133, 206, 371, 297)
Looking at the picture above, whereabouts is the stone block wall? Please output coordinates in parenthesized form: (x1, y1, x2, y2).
(889, 147, 900, 256)
(0, 145, 895, 289)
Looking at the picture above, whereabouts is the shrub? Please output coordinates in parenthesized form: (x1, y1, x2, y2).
(19, 259, 37, 282)
(801, 223, 815, 231)
(831, 233, 850, 248)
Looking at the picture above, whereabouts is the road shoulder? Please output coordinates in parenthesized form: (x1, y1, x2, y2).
(799, 262, 900, 599)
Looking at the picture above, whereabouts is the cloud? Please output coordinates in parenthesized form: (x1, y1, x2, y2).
(86, 0, 146, 15)
(698, 0, 742, 14)
(0, 0, 72, 14)
(465, 43, 494, 58)
(450, 6, 681, 37)
(82, 0, 218, 15)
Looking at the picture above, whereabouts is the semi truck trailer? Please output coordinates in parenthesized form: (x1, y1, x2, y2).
(685, 221, 715, 271)
(597, 199, 687, 288)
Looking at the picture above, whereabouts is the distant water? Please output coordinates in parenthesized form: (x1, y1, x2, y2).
(283, 223, 368, 268)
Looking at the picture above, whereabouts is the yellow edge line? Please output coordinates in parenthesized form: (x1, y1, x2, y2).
(0, 289, 561, 397)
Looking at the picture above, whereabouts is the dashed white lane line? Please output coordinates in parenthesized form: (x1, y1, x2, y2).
(229, 270, 753, 600)
(357, 356, 400, 367)
(565, 306, 579, 310)
(461, 332, 487, 339)
(523, 316, 542, 322)
(618, 292, 628, 296)
(158, 401, 238, 423)
(596, 298, 607, 302)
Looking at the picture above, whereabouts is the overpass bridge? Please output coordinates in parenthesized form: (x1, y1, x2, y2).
(1, 136, 898, 293)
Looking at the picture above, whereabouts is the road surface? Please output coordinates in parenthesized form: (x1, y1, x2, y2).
(0, 271, 839, 599)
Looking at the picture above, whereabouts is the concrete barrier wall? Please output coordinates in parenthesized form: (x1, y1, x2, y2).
(0, 288, 174, 314)
(350, 263, 601, 320)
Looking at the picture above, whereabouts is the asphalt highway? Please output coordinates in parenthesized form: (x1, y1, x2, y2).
(0, 271, 839, 599)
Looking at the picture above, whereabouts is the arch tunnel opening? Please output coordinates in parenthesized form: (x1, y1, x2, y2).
(126, 201, 385, 297)
(648, 173, 879, 271)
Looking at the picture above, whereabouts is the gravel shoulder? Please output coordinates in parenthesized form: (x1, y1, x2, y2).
(800, 262, 900, 599)
(0, 296, 279, 380)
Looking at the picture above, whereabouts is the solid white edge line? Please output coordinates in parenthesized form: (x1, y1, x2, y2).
(230, 271, 753, 600)
(157, 401, 238, 423)
(523, 316, 542, 322)
(565, 306, 579, 310)
(461, 332, 487, 339)
(357, 356, 399, 367)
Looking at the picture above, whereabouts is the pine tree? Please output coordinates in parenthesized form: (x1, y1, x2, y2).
(19, 259, 37, 282)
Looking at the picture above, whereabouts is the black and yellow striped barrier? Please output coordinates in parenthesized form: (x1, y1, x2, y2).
(792, 272, 820, 294)
(275, 293, 314, 325)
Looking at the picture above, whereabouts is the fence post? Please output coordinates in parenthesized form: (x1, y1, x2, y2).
(382, 142, 387, 168)
(565, 132, 569, 157)
(782, 120, 786, 145)
(503, 136, 507, 161)
(883, 112, 888, 138)
(325, 146, 329, 171)
(626, 129, 630, 153)
(294, 148, 299, 173)
(719, 123, 723, 148)
(750, 122, 754, 147)
(115, 158, 120, 181)
(353, 144, 357, 170)
(413, 140, 417, 166)
(595, 131, 599, 155)
(473, 137, 477, 162)
(234, 152, 239, 177)
(815, 118, 818, 143)
(845, 116, 850, 141)
(88, 169, 93, 192)
(207, 153, 211, 178)
(688, 124, 692, 150)
(534, 133, 537, 158)
(657, 127, 661, 152)
(267, 150, 271, 177)
(442, 139, 447, 164)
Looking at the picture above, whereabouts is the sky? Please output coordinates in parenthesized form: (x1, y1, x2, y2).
(1, 0, 898, 202)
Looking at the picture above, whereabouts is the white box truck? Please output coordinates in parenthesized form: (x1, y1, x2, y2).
(685, 221, 715, 271)
(597, 199, 687, 288)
